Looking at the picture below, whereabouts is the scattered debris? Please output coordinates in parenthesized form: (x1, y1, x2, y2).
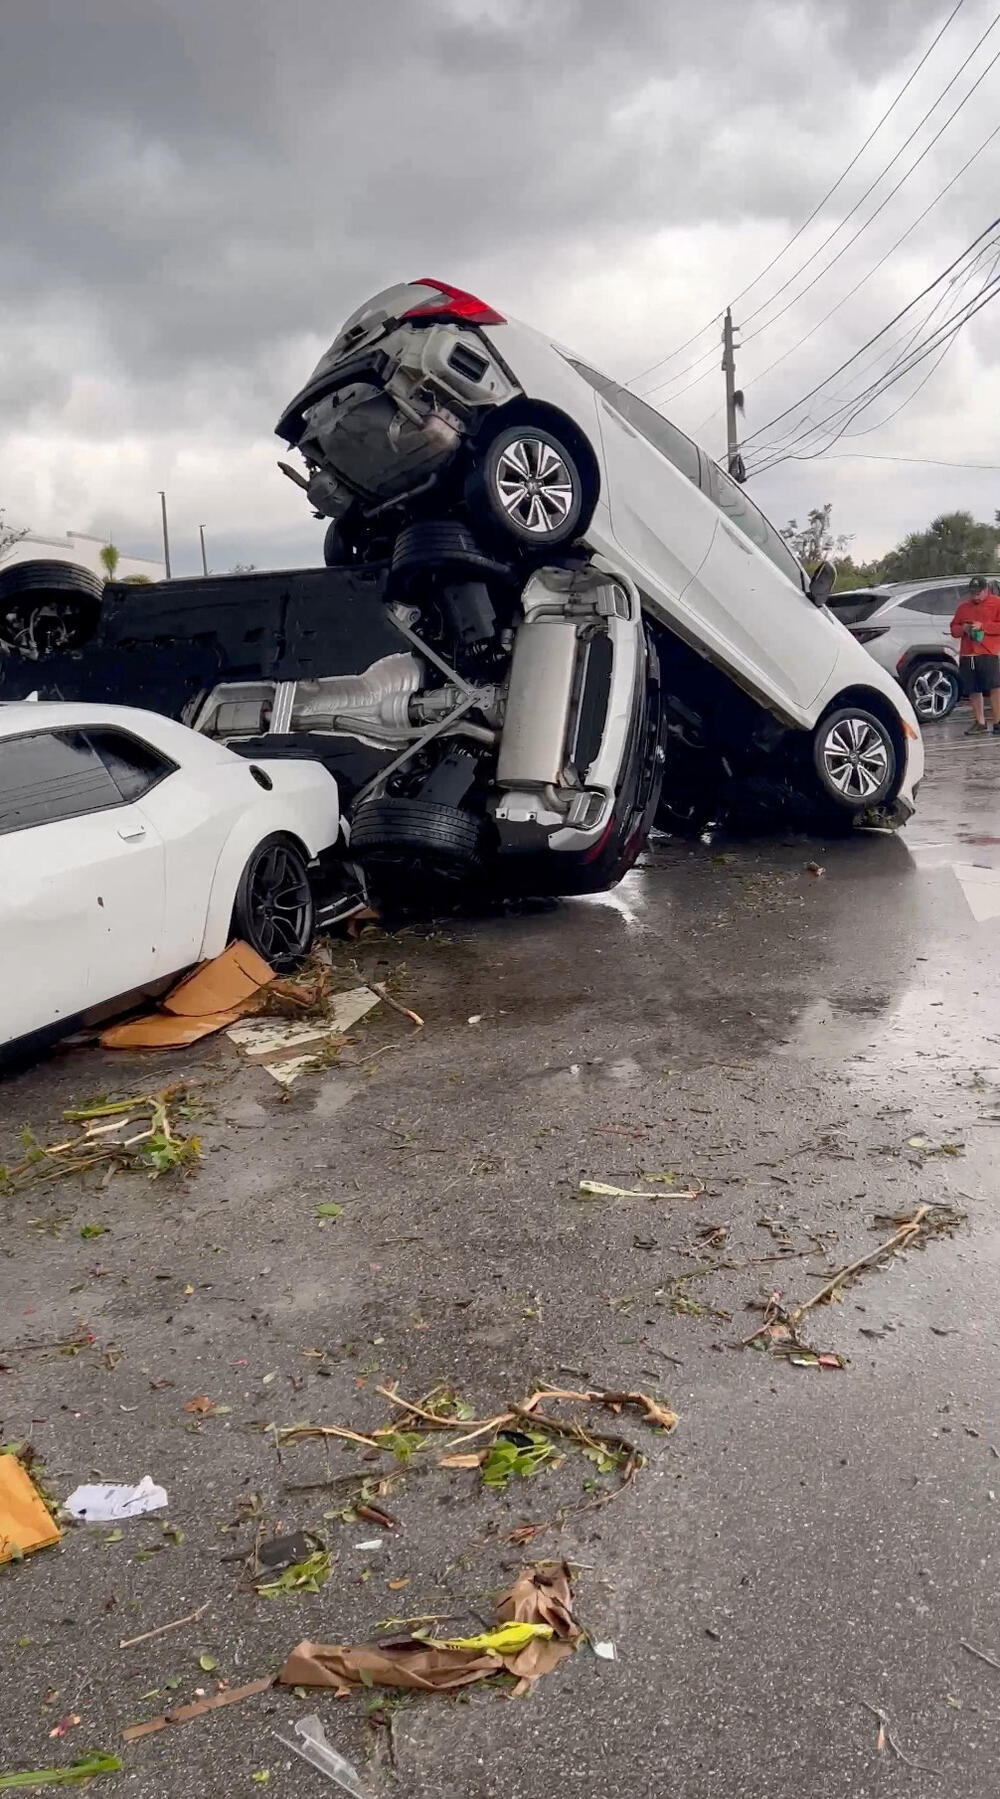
(99, 941, 275, 1047)
(278, 1563, 581, 1697)
(258, 1550, 332, 1599)
(0, 1090, 201, 1191)
(592, 1641, 617, 1661)
(0, 1756, 122, 1789)
(467, 1015, 483, 1025)
(743, 1206, 964, 1359)
(961, 1638, 1000, 1672)
(906, 1137, 963, 1157)
(804, 861, 825, 877)
(122, 1677, 274, 1743)
(0, 1451, 61, 1563)
(856, 1699, 940, 1774)
(226, 986, 381, 1087)
(365, 981, 423, 1029)
(481, 1431, 558, 1489)
(578, 1178, 703, 1201)
(273, 1716, 367, 1797)
(119, 1603, 210, 1650)
(63, 1476, 168, 1523)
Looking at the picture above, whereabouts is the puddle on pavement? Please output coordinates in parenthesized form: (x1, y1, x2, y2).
(777, 985, 976, 1077)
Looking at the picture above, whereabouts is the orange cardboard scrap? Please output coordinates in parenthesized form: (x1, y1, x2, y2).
(99, 942, 274, 1049)
(0, 1454, 61, 1563)
(278, 1563, 580, 1697)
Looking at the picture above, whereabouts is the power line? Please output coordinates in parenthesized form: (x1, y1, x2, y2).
(787, 452, 1000, 467)
(644, 16, 1000, 406)
(745, 261, 1000, 470)
(725, 116, 1000, 407)
(740, 215, 1000, 450)
(747, 267, 1000, 473)
(748, 236, 999, 461)
(626, 0, 967, 386)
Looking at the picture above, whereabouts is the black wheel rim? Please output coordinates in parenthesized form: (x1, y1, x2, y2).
(246, 844, 312, 962)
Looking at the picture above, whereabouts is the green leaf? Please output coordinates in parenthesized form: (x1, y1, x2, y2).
(164, 1676, 181, 1691)
(0, 1755, 122, 1789)
(315, 1203, 343, 1221)
(251, 1774, 270, 1784)
(198, 1653, 217, 1672)
(256, 1549, 332, 1599)
(481, 1430, 556, 1490)
(79, 1225, 107, 1240)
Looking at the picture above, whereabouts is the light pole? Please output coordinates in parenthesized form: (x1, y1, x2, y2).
(199, 524, 208, 577)
(158, 491, 172, 579)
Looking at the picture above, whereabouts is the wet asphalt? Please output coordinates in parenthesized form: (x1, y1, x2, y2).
(2, 714, 1000, 1797)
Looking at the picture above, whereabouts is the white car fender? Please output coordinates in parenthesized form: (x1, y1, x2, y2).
(198, 762, 339, 959)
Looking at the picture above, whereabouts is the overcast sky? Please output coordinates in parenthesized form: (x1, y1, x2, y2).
(2, 0, 998, 574)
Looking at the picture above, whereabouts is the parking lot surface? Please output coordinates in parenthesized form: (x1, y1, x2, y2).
(3, 715, 1000, 1797)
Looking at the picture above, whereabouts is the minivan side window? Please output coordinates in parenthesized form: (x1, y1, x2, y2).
(702, 461, 804, 587)
(0, 730, 123, 836)
(565, 359, 702, 486)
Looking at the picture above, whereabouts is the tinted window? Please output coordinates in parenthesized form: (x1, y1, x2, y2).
(703, 461, 804, 585)
(900, 586, 963, 617)
(0, 730, 122, 836)
(566, 359, 701, 485)
(86, 728, 176, 801)
(826, 592, 886, 626)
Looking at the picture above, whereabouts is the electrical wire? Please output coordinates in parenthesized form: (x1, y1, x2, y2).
(791, 452, 1000, 466)
(641, 10, 1000, 402)
(626, 0, 967, 385)
(746, 267, 1000, 472)
(739, 214, 1000, 450)
(748, 235, 999, 459)
(723, 117, 1000, 407)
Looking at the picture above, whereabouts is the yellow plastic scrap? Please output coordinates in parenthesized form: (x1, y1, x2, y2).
(438, 1623, 554, 1655)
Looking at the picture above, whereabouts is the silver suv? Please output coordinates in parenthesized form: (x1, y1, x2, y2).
(827, 577, 1000, 723)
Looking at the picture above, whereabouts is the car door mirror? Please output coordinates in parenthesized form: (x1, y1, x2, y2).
(808, 560, 837, 606)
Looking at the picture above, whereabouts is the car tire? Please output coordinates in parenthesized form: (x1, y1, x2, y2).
(350, 797, 484, 872)
(904, 660, 960, 723)
(465, 420, 588, 550)
(812, 707, 896, 811)
(322, 518, 356, 567)
(231, 834, 316, 971)
(0, 559, 104, 658)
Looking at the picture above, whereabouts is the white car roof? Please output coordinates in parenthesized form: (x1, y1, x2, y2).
(0, 701, 235, 763)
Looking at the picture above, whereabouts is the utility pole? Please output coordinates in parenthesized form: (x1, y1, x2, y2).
(158, 491, 172, 579)
(199, 524, 208, 577)
(722, 309, 746, 484)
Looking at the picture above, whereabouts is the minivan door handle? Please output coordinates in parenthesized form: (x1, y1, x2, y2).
(721, 522, 753, 554)
(117, 824, 147, 843)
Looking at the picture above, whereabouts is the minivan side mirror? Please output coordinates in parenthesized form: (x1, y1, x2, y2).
(809, 560, 837, 606)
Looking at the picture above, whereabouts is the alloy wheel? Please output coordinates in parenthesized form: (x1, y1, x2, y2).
(245, 843, 313, 962)
(910, 667, 956, 720)
(493, 436, 576, 536)
(821, 716, 891, 801)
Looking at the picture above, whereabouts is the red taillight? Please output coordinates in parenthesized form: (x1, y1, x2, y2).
(402, 279, 505, 326)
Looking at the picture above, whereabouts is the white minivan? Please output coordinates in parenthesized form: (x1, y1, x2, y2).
(277, 279, 923, 829)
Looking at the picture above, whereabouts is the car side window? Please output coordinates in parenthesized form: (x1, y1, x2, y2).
(900, 587, 962, 617)
(565, 358, 702, 486)
(85, 728, 177, 802)
(703, 460, 804, 586)
(0, 730, 123, 836)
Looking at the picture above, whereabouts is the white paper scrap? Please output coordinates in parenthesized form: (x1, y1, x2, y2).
(63, 1475, 168, 1522)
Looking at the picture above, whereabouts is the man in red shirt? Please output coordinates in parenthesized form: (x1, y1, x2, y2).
(950, 576, 1000, 735)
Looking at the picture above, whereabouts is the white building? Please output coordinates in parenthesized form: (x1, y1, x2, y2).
(0, 530, 164, 582)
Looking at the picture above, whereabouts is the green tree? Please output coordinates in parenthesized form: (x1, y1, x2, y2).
(780, 502, 852, 571)
(99, 542, 120, 583)
(121, 573, 152, 584)
(879, 510, 999, 582)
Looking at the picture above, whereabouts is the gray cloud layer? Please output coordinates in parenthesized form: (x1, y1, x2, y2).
(1, 0, 995, 569)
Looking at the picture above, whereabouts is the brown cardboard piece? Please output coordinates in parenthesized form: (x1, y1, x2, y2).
(0, 1455, 62, 1563)
(278, 1563, 580, 1696)
(99, 942, 274, 1050)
